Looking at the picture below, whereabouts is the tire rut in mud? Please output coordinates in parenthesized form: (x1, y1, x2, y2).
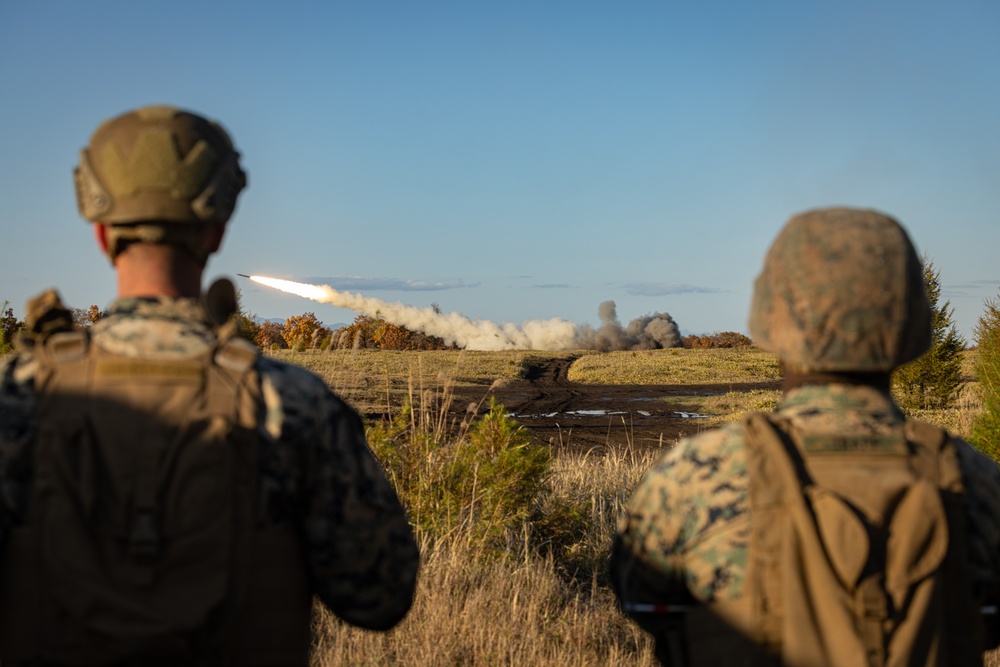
(450, 356, 779, 455)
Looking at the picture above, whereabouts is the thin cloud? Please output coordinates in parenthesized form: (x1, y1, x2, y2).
(625, 282, 724, 296)
(532, 283, 572, 289)
(944, 279, 1000, 299)
(949, 279, 1000, 290)
(299, 276, 476, 292)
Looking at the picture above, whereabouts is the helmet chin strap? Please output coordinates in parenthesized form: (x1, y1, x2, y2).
(104, 223, 217, 266)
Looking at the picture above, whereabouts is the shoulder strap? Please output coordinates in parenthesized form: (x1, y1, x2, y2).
(31, 329, 91, 393)
(903, 420, 964, 492)
(744, 412, 873, 665)
(902, 420, 980, 664)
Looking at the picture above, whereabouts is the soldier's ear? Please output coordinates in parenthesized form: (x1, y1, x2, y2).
(94, 223, 111, 255)
(206, 223, 226, 254)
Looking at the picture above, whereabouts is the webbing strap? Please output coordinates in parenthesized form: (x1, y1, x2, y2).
(126, 436, 162, 588)
(858, 576, 888, 667)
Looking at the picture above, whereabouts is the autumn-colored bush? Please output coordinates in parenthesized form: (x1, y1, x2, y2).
(333, 315, 450, 351)
(280, 312, 332, 351)
(334, 315, 380, 349)
(255, 320, 288, 350)
(682, 331, 753, 349)
(373, 321, 417, 351)
(410, 328, 452, 351)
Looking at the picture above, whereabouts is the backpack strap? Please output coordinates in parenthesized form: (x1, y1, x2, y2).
(903, 420, 962, 492)
(744, 412, 874, 666)
(901, 420, 981, 664)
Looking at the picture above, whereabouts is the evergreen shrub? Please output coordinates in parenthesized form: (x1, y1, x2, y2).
(893, 257, 965, 410)
(367, 397, 588, 561)
(970, 294, 1000, 460)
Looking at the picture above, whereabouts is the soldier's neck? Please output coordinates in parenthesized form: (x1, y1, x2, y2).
(114, 244, 204, 299)
(782, 370, 891, 393)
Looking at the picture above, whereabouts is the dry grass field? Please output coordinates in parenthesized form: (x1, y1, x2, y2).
(258, 346, 996, 666)
(0, 341, 989, 664)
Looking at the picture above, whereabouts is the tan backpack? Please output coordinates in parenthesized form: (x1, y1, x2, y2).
(0, 324, 311, 665)
(688, 412, 982, 667)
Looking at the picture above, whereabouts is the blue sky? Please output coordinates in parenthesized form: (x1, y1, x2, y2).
(2, 1, 998, 340)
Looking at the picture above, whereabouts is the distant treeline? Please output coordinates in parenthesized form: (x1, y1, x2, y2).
(3, 300, 757, 354)
(681, 331, 754, 349)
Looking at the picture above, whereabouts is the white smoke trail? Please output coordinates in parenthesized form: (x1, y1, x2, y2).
(249, 276, 682, 352)
(249, 276, 577, 350)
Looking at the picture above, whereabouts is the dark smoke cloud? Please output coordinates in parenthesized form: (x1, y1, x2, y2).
(574, 301, 682, 351)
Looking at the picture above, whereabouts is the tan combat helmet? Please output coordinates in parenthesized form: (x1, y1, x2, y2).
(74, 105, 247, 263)
(748, 207, 931, 372)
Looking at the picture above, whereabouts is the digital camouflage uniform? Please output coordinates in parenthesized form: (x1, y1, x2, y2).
(612, 383, 1000, 610)
(0, 297, 420, 631)
(611, 208, 1000, 666)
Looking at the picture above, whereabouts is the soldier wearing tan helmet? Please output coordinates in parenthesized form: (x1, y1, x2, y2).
(611, 208, 1000, 666)
(0, 105, 419, 665)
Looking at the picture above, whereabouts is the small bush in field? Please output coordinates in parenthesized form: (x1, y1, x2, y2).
(970, 294, 1000, 460)
(368, 397, 587, 558)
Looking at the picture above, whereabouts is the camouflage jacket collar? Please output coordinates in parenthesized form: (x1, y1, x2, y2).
(106, 297, 212, 325)
(777, 383, 905, 424)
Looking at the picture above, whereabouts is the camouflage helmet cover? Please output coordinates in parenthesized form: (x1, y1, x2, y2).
(748, 207, 931, 372)
(75, 105, 246, 226)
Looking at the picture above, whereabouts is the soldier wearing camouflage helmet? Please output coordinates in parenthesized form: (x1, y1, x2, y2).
(0, 105, 419, 665)
(611, 208, 1000, 666)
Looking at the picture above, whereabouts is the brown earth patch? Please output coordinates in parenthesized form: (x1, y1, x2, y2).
(448, 356, 780, 455)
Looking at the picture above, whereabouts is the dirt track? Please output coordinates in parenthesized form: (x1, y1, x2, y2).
(450, 357, 780, 455)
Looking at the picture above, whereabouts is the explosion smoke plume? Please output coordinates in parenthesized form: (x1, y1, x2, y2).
(249, 276, 681, 352)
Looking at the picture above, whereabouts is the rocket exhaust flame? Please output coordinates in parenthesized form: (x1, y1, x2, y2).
(248, 275, 682, 352)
